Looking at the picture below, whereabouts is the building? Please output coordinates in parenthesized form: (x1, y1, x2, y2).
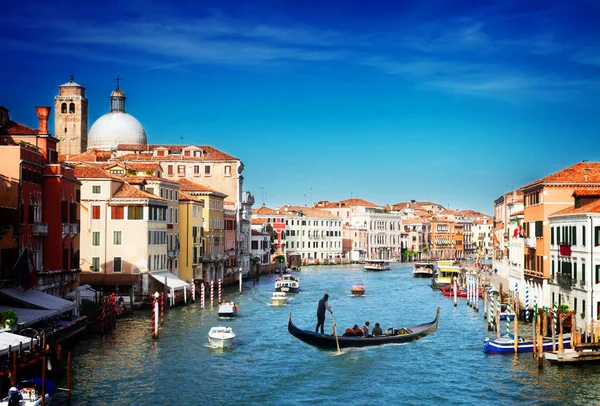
(252, 205, 287, 258)
(0, 174, 19, 280)
(177, 190, 205, 283)
(54, 76, 88, 157)
(0, 105, 81, 296)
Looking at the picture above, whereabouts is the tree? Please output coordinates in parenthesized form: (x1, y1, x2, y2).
(266, 224, 277, 255)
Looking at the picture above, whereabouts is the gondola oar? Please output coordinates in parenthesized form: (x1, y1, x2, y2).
(330, 312, 341, 353)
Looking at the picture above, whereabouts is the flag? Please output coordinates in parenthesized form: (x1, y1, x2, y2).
(12, 248, 37, 291)
(175, 235, 181, 251)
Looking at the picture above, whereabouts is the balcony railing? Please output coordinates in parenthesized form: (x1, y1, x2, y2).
(69, 223, 79, 237)
(557, 273, 573, 290)
(61, 223, 69, 239)
(30, 222, 48, 236)
(524, 237, 537, 248)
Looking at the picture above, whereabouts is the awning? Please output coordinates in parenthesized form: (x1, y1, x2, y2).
(0, 287, 77, 313)
(150, 272, 190, 290)
(0, 306, 58, 329)
(0, 331, 39, 356)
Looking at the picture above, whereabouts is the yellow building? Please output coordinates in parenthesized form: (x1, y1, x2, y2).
(177, 179, 227, 283)
(177, 191, 205, 283)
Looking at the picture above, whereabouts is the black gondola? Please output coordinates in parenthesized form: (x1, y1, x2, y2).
(288, 308, 440, 349)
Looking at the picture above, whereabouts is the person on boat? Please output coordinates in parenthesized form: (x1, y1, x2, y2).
(315, 293, 332, 334)
(372, 322, 383, 336)
(362, 321, 370, 336)
(7, 387, 22, 406)
(352, 324, 364, 336)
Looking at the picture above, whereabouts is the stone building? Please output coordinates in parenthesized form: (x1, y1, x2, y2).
(54, 76, 88, 157)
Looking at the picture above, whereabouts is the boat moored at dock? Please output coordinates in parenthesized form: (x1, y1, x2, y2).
(0, 378, 56, 406)
(413, 262, 436, 278)
(364, 260, 390, 272)
(484, 334, 571, 354)
(431, 261, 461, 289)
(218, 301, 238, 318)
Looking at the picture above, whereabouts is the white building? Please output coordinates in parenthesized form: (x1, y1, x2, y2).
(250, 223, 271, 265)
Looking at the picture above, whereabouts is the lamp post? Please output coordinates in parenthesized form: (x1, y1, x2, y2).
(239, 267, 243, 294)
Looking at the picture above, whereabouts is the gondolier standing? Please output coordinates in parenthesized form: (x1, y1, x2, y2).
(315, 293, 332, 334)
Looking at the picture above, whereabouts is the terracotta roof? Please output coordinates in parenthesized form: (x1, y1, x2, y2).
(61, 149, 113, 163)
(251, 229, 263, 236)
(105, 162, 160, 172)
(131, 175, 179, 185)
(280, 205, 341, 219)
(252, 206, 279, 215)
(74, 164, 118, 179)
(176, 178, 226, 196)
(524, 162, 600, 189)
(112, 182, 165, 200)
(178, 190, 205, 205)
(510, 210, 524, 217)
(572, 189, 600, 197)
(252, 218, 267, 225)
(318, 198, 379, 208)
(114, 144, 238, 161)
(0, 121, 38, 135)
(122, 176, 147, 185)
(550, 200, 600, 216)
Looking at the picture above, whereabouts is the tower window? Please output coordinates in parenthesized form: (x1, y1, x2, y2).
(69, 103, 75, 113)
(64, 127, 67, 133)
(61, 103, 67, 113)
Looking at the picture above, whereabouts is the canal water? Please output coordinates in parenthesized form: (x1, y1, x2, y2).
(54, 264, 600, 405)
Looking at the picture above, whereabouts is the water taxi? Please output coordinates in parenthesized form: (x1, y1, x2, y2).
(271, 291, 288, 306)
(431, 260, 460, 289)
(413, 262, 436, 278)
(217, 301, 238, 318)
(364, 260, 390, 272)
(0, 378, 56, 406)
(275, 274, 300, 293)
(208, 326, 236, 348)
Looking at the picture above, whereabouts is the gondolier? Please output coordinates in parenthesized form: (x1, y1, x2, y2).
(315, 293, 332, 334)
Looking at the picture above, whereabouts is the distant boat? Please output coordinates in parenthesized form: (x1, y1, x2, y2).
(351, 283, 365, 296)
(431, 261, 460, 289)
(413, 262, 436, 278)
(271, 291, 288, 306)
(218, 301, 238, 318)
(364, 260, 390, 272)
(275, 274, 300, 293)
(208, 326, 235, 349)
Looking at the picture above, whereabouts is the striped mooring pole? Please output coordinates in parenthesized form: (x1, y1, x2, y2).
(210, 280, 214, 305)
(488, 286, 494, 324)
(218, 279, 222, 303)
(506, 295, 511, 336)
(191, 282, 196, 303)
(553, 302, 557, 335)
(525, 285, 529, 321)
(201, 283, 205, 309)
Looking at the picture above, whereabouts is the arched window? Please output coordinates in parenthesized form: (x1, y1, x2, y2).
(61, 103, 67, 113)
(69, 103, 75, 113)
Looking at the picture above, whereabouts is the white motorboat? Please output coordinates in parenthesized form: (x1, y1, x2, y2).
(364, 260, 390, 272)
(218, 301, 238, 318)
(275, 274, 300, 293)
(0, 378, 56, 406)
(208, 326, 235, 348)
(271, 291, 288, 306)
(413, 262, 436, 278)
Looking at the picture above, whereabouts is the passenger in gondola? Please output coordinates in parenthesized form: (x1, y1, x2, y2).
(362, 321, 370, 337)
(352, 324, 364, 336)
(372, 322, 383, 336)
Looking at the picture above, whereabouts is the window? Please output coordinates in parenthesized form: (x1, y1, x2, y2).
(114, 231, 122, 245)
(157, 150, 165, 157)
(583, 264, 586, 281)
(184, 150, 191, 157)
(146, 187, 155, 195)
(92, 257, 100, 272)
(169, 189, 173, 200)
(224, 165, 231, 176)
(535, 221, 543, 237)
(595, 226, 600, 247)
(69, 103, 75, 113)
(194, 165, 200, 176)
(111, 206, 124, 220)
(551, 227, 554, 245)
(92, 185, 101, 194)
(113, 257, 122, 273)
(204, 165, 211, 176)
(92, 231, 100, 246)
(167, 165, 174, 176)
(177, 165, 185, 175)
(583, 226, 586, 247)
(61, 103, 67, 113)
(128, 206, 143, 220)
(92, 205, 101, 220)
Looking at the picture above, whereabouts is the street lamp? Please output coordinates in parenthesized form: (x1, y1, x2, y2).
(239, 267, 243, 294)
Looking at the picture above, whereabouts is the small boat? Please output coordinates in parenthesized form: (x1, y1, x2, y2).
(413, 262, 436, 278)
(0, 378, 56, 406)
(271, 291, 288, 306)
(440, 285, 467, 297)
(275, 274, 300, 293)
(288, 308, 440, 349)
(217, 301, 238, 318)
(351, 284, 365, 296)
(431, 261, 460, 289)
(484, 334, 571, 354)
(208, 326, 236, 348)
(364, 260, 390, 272)
(499, 311, 515, 320)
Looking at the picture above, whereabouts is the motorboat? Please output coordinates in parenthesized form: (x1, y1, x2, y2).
(271, 291, 288, 306)
(217, 301, 238, 318)
(208, 326, 236, 348)
(0, 378, 56, 406)
(275, 274, 300, 293)
(484, 334, 571, 354)
(364, 260, 390, 272)
(413, 262, 436, 278)
(288, 308, 440, 349)
(431, 261, 460, 289)
(351, 283, 365, 296)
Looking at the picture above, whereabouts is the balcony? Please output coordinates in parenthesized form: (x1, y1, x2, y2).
(556, 273, 573, 290)
(30, 222, 48, 236)
(524, 237, 537, 248)
(69, 223, 79, 237)
(167, 250, 177, 259)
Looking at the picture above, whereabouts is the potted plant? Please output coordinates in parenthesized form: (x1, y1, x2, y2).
(580, 312, 586, 320)
(1, 310, 18, 328)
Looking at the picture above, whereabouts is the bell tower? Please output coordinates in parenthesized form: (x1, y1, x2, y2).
(54, 76, 88, 156)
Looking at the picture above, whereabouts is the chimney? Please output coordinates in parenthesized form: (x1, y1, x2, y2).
(36, 106, 51, 134)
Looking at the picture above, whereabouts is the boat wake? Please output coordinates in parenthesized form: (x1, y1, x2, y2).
(328, 342, 411, 356)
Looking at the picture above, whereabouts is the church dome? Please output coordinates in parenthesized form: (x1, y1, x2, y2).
(87, 78, 147, 150)
(88, 112, 147, 150)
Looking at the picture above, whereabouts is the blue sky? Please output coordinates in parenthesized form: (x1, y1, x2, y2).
(2, 0, 600, 215)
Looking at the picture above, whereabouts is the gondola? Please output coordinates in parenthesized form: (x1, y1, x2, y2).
(288, 308, 440, 349)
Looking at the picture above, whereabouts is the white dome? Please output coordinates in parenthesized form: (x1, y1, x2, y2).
(88, 112, 147, 150)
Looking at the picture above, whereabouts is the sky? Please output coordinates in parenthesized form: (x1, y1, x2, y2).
(2, 0, 600, 215)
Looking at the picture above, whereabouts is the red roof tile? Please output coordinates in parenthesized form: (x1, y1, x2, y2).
(60, 148, 113, 163)
(252, 206, 279, 215)
(114, 144, 238, 161)
(112, 182, 165, 200)
(550, 200, 600, 216)
(252, 218, 267, 225)
(280, 205, 340, 218)
(176, 178, 226, 196)
(524, 162, 600, 189)
(318, 198, 379, 208)
(572, 189, 600, 197)
(74, 164, 118, 179)
(0, 121, 38, 135)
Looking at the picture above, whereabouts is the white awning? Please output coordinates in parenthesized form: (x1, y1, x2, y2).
(0, 287, 77, 313)
(0, 306, 58, 329)
(150, 272, 190, 290)
(0, 331, 39, 357)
